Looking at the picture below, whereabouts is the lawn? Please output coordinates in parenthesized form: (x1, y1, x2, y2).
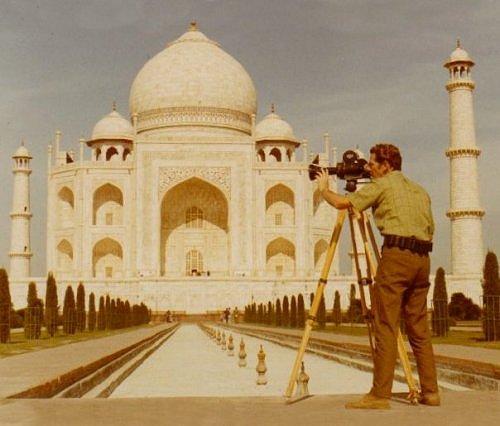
(0, 325, 153, 358)
(321, 323, 500, 350)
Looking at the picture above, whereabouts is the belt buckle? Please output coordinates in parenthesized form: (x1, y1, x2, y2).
(408, 236, 416, 251)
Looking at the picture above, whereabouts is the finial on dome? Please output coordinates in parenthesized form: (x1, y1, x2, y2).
(189, 21, 198, 31)
(21, 139, 25, 147)
(271, 103, 276, 113)
(112, 100, 117, 111)
(456, 39, 461, 49)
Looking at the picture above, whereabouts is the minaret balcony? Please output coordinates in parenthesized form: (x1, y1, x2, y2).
(445, 147, 481, 158)
(446, 209, 485, 219)
(8, 251, 33, 258)
(9, 212, 33, 219)
(445, 80, 475, 91)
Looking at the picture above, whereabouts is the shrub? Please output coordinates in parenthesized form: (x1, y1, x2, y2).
(62, 286, 77, 334)
(333, 290, 341, 326)
(24, 281, 43, 339)
(282, 296, 289, 327)
(76, 282, 86, 332)
(88, 293, 96, 332)
(297, 293, 305, 328)
(290, 295, 297, 328)
(482, 251, 500, 341)
(0, 268, 11, 343)
(432, 267, 449, 337)
(45, 272, 58, 337)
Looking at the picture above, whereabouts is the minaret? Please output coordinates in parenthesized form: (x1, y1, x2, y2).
(444, 41, 484, 277)
(9, 142, 33, 278)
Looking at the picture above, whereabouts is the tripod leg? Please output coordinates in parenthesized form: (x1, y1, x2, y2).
(284, 209, 347, 400)
(347, 212, 376, 354)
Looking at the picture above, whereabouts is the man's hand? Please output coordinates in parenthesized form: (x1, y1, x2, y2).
(315, 169, 352, 210)
(316, 169, 329, 194)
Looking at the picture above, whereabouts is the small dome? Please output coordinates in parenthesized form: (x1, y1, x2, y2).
(255, 108, 298, 143)
(13, 144, 32, 158)
(90, 107, 134, 141)
(446, 41, 474, 64)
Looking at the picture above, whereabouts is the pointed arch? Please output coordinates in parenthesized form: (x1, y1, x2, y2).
(314, 239, 329, 270)
(269, 147, 282, 162)
(313, 188, 322, 214)
(160, 177, 229, 277)
(123, 148, 132, 161)
(186, 249, 203, 275)
(257, 149, 265, 162)
(93, 183, 124, 225)
(92, 237, 123, 278)
(57, 186, 74, 229)
(266, 237, 295, 276)
(106, 146, 119, 161)
(56, 239, 73, 276)
(265, 183, 295, 226)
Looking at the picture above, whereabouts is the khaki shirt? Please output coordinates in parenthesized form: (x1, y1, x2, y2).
(346, 171, 434, 241)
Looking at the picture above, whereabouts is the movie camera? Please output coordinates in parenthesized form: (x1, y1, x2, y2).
(308, 149, 371, 192)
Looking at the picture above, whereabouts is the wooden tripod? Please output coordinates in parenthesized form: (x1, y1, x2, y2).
(285, 208, 419, 403)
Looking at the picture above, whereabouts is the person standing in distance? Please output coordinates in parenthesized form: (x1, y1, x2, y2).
(316, 143, 439, 409)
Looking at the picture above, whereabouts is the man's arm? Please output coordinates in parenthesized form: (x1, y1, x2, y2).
(316, 169, 352, 210)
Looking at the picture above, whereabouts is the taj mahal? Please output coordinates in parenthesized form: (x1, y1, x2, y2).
(7, 24, 485, 312)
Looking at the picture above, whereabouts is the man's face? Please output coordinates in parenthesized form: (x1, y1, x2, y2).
(366, 153, 392, 178)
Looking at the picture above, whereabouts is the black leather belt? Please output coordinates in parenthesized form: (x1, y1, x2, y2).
(383, 234, 432, 255)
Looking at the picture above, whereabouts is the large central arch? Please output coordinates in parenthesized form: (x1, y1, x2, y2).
(160, 177, 229, 276)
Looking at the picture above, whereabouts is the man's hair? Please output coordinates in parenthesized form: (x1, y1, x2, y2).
(370, 143, 402, 171)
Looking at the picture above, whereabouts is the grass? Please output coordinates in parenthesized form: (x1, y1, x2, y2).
(0, 325, 154, 358)
(319, 323, 500, 350)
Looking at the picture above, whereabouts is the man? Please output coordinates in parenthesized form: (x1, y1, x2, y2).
(316, 143, 439, 409)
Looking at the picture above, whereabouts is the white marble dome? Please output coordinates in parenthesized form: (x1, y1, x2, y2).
(91, 108, 134, 141)
(447, 42, 474, 64)
(13, 144, 32, 158)
(129, 23, 257, 134)
(255, 109, 297, 142)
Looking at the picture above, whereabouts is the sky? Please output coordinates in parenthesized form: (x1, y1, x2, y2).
(0, 0, 499, 277)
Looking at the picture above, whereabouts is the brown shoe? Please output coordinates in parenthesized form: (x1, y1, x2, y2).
(345, 393, 391, 409)
(419, 392, 440, 406)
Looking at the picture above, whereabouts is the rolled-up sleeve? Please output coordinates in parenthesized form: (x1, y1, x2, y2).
(346, 182, 382, 212)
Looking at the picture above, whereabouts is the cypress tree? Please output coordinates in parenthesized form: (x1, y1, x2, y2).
(0, 268, 11, 343)
(333, 290, 341, 326)
(124, 300, 131, 327)
(482, 251, 500, 341)
(282, 296, 289, 327)
(297, 293, 305, 328)
(251, 303, 256, 323)
(62, 286, 77, 334)
(25, 281, 43, 339)
(275, 298, 282, 326)
(318, 294, 326, 329)
(45, 272, 58, 337)
(76, 282, 86, 332)
(97, 296, 106, 330)
(267, 301, 273, 325)
(347, 283, 362, 323)
(290, 295, 297, 328)
(105, 294, 111, 329)
(432, 267, 449, 336)
(110, 299, 117, 329)
(88, 293, 96, 332)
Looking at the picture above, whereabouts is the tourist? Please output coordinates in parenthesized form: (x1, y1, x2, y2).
(316, 143, 440, 409)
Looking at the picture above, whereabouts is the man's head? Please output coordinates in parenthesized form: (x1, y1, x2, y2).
(366, 143, 402, 178)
